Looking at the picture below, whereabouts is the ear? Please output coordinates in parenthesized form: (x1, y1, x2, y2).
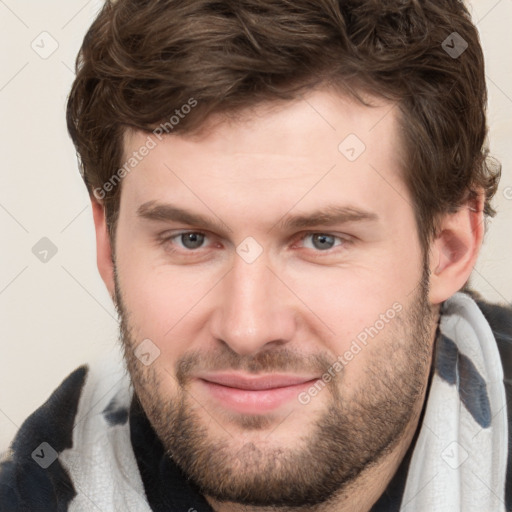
(428, 191, 485, 305)
(91, 198, 116, 300)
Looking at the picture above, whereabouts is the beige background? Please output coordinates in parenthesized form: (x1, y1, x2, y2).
(1, 0, 511, 450)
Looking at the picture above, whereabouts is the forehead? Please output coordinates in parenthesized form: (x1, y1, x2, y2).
(119, 88, 408, 224)
(124, 88, 401, 159)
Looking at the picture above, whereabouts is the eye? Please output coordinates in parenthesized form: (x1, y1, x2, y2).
(166, 231, 209, 250)
(300, 233, 348, 251)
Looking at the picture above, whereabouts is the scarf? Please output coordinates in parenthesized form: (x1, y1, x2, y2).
(399, 292, 508, 511)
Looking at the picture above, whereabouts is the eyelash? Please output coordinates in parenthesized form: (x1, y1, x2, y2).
(159, 230, 352, 256)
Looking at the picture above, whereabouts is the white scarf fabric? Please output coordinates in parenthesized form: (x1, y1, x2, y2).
(58, 292, 508, 511)
(58, 355, 151, 512)
(401, 292, 508, 511)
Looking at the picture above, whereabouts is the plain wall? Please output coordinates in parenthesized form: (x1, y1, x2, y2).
(1, 0, 511, 450)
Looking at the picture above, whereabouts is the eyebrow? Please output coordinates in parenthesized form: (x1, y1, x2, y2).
(276, 205, 378, 231)
(137, 201, 231, 233)
(136, 200, 378, 233)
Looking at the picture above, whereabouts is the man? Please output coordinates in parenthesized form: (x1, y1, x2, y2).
(0, 0, 510, 510)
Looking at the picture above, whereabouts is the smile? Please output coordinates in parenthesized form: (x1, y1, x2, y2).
(196, 373, 320, 414)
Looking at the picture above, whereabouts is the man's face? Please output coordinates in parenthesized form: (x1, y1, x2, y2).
(112, 89, 436, 506)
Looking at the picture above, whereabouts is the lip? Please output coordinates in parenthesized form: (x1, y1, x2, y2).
(196, 373, 319, 414)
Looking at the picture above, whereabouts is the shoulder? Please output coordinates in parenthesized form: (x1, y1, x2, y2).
(0, 365, 89, 511)
(467, 289, 512, 511)
(0, 354, 133, 511)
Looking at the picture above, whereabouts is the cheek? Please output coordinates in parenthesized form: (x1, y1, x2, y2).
(116, 245, 217, 360)
(289, 248, 420, 326)
(283, 249, 422, 378)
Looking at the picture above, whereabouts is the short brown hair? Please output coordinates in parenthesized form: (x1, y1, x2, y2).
(66, 0, 501, 252)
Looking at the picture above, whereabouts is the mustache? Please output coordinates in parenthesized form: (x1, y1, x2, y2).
(175, 348, 336, 384)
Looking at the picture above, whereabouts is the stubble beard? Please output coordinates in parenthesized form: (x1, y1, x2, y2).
(115, 266, 434, 508)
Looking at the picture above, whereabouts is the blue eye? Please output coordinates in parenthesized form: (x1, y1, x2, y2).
(302, 233, 344, 251)
(174, 232, 207, 250)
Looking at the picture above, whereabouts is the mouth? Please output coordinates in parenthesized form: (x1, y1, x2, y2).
(195, 373, 320, 414)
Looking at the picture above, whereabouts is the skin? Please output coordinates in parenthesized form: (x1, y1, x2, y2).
(91, 87, 484, 512)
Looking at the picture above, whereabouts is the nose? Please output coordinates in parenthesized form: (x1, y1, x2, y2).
(209, 250, 297, 356)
